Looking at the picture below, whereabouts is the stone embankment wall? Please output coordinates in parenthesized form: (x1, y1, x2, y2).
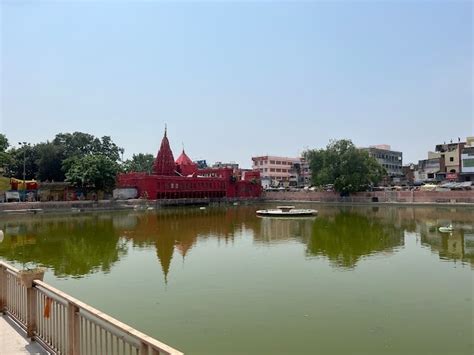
(0, 200, 130, 212)
(264, 190, 474, 204)
(0, 197, 262, 213)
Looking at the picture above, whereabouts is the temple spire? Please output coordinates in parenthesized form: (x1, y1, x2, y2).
(152, 126, 176, 175)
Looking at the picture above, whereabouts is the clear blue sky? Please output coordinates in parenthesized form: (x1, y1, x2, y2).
(1, 0, 472, 167)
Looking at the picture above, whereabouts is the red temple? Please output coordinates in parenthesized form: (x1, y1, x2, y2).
(117, 129, 262, 199)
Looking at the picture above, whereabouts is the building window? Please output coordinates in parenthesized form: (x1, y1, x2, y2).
(276, 161, 281, 165)
(463, 158, 474, 168)
(270, 160, 275, 164)
(270, 168, 275, 172)
(449, 157, 454, 162)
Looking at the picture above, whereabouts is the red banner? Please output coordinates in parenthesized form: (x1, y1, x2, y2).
(446, 173, 458, 180)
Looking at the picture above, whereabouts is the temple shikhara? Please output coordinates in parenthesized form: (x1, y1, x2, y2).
(117, 128, 262, 199)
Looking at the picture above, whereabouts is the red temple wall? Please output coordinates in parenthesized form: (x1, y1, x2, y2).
(117, 170, 262, 199)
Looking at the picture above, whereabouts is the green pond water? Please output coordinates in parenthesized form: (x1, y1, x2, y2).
(0, 204, 473, 355)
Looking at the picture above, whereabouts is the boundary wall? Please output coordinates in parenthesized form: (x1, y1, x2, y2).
(264, 190, 474, 204)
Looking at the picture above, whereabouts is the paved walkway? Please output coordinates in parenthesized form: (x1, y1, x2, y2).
(0, 315, 47, 355)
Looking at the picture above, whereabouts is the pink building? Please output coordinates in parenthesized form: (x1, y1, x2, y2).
(252, 155, 310, 186)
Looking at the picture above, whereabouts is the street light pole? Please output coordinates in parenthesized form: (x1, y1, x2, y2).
(18, 141, 28, 201)
(23, 147, 26, 182)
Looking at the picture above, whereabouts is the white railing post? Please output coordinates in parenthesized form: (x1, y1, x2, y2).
(26, 286, 37, 337)
(67, 302, 80, 355)
(18, 268, 45, 338)
(140, 342, 150, 355)
(0, 264, 6, 313)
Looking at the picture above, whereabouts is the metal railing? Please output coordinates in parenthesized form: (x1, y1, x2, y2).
(4, 267, 28, 325)
(0, 261, 183, 355)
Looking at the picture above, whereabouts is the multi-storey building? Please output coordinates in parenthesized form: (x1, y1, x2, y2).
(212, 162, 239, 170)
(430, 137, 474, 181)
(460, 137, 474, 182)
(414, 158, 442, 183)
(194, 160, 208, 169)
(288, 159, 311, 187)
(252, 155, 307, 187)
(402, 164, 417, 185)
(361, 145, 403, 178)
(433, 140, 465, 179)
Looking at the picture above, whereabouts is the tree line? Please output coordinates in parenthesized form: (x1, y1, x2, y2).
(0, 132, 154, 191)
(0, 132, 385, 194)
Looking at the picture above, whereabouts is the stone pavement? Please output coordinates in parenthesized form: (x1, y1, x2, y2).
(0, 315, 48, 355)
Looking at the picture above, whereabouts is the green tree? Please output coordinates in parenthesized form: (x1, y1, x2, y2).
(53, 132, 122, 161)
(53, 132, 97, 157)
(53, 132, 123, 178)
(304, 139, 385, 194)
(36, 142, 65, 181)
(0, 152, 11, 175)
(65, 154, 120, 191)
(0, 132, 124, 182)
(5, 145, 39, 180)
(0, 134, 10, 173)
(0, 134, 9, 152)
(95, 135, 123, 162)
(122, 153, 154, 173)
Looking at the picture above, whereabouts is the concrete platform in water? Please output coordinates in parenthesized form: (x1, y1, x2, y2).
(256, 205, 318, 217)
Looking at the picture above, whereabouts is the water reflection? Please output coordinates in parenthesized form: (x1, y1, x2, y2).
(117, 208, 257, 281)
(306, 212, 404, 269)
(0, 206, 472, 279)
(255, 217, 314, 243)
(0, 215, 127, 277)
(418, 223, 474, 264)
